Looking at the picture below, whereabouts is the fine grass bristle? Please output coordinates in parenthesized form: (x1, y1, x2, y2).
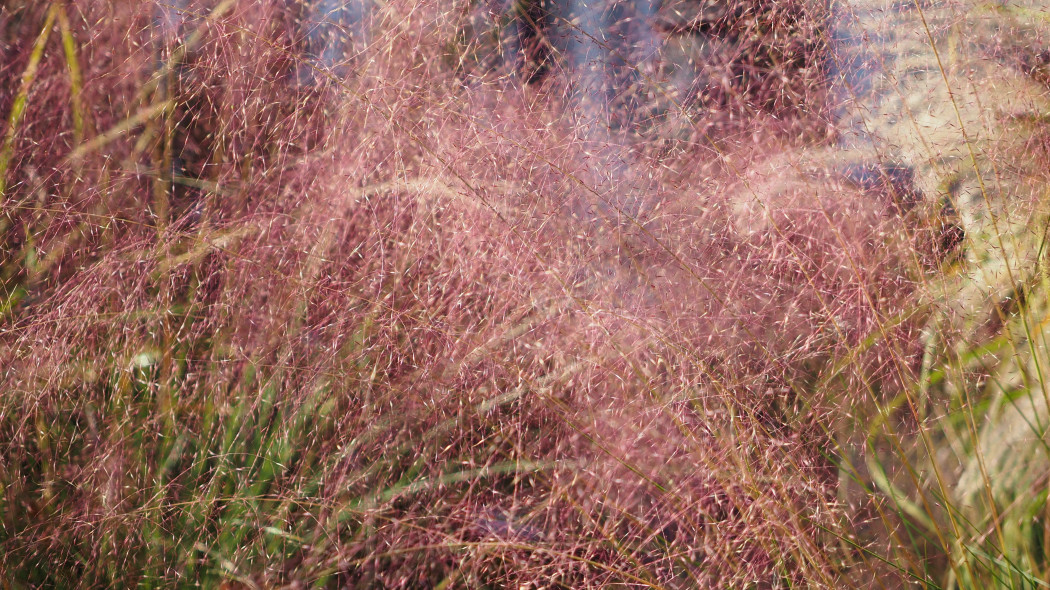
(2, 0, 1050, 587)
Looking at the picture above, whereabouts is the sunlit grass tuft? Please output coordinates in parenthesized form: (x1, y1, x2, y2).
(1, 0, 1050, 587)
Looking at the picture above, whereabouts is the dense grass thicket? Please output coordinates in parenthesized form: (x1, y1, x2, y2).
(2, 0, 1050, 587)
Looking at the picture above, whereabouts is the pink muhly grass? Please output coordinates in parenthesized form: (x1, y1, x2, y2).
(0, 0, 966, 587)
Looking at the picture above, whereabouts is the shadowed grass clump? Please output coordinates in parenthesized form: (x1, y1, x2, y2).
(3, 0, 1050, 588)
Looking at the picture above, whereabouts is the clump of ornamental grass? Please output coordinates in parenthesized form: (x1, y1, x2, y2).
(6, 0, 1050, 588)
